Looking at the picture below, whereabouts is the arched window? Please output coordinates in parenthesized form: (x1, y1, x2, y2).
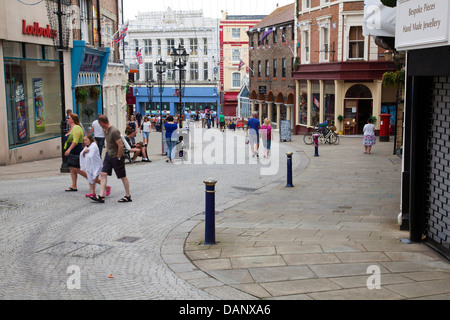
(345, 84, 372, 99)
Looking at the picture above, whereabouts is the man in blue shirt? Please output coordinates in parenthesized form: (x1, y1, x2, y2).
(246, 112, 261, 157)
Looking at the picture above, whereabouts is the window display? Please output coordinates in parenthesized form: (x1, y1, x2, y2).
(4, 41, 62, 148)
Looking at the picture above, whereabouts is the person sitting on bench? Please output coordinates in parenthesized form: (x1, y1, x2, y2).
(125, 126, 151, 163)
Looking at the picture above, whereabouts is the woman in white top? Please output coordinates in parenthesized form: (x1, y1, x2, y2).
(140, 116, 151, 146)
(363, 118, 376, 154)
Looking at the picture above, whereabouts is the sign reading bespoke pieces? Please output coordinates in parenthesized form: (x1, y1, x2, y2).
(22, 20, 57, 39)
(395, 0, 450, 50)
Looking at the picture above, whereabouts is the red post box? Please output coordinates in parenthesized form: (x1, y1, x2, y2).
(379, 114, 391, 142)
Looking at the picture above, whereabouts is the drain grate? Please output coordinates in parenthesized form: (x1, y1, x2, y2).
(36, 241, 113, 258)
(116, 236, 141, 243)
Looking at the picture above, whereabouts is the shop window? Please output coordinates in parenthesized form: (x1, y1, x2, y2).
(3, 42, 61, 148)
(324, 82, 335, 124)
(311, 82, 320, 126)
(298, 81, 308, 125)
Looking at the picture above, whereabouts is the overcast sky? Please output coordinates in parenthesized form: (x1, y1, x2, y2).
(123, 0, 294, 20)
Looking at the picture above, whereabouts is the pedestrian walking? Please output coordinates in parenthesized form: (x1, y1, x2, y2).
(90, 114, 105, 157)
(246, 112, 261, 158)
(64, 113, 88, 192)
(91, 115, 132, 203)
(219, 113, 226, 132)
(136, 112, 142, 130)
(200, 111, 206, 128)
(164, 115, 178, 163)
(206, 110, 212, 129)
(140, 116, 151, 146)
(195, 111, 200, 128)
(80, 134, 106, 198)
(260, 118, 272, 158)
(363, 117, 376, 154)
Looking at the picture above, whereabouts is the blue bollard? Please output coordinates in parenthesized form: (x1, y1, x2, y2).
(286, 152, 294, 187)
(314, 133, 319, 157)
(204, 179, 217, 245)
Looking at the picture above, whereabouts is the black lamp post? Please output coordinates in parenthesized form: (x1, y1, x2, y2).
(170, 43, 189, 129)
(155, 57, 166, 155)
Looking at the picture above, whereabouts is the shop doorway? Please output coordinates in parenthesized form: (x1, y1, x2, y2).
(357, 100, 373, 134)
(345, 84, 373, 134)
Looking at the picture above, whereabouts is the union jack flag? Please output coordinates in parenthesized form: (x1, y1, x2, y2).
(136, 48, 143, 65)
(113, 20, 129, 44)
(238, 60, 245, 71)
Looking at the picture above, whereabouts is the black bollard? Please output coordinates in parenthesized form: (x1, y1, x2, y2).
(204, 179, 217, 245)
(286, 152, 294, 188)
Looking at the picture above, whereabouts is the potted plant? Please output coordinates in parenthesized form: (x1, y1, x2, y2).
(89, 86, 101, 101)
(75, 87, 88, 104)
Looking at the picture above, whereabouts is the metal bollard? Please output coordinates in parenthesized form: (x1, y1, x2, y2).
(314, 133, 319, 157)
(203, 179, 217, 245)
(286, 152, 294, 188)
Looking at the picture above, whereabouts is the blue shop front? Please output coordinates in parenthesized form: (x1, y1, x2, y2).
(133, 85, 220, 119)
(70, 40, 110, 130)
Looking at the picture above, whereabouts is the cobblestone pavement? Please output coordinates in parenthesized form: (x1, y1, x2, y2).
(0, 126, 305, 299)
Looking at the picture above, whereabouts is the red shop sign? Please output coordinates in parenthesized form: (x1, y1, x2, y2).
(22, 20, 57, 39)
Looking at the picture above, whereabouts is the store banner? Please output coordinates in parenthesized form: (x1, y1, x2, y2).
(15, 83, 28, 142)
(33, 78, 46, 133)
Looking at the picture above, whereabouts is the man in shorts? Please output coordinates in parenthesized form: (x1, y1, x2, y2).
(246, 112, 261, 157)
(91, 115, 132, 203)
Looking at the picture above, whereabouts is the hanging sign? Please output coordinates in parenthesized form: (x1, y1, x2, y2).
(395, 0, 450, 50)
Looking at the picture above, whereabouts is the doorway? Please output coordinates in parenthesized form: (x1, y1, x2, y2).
(357, 100, 373, 134)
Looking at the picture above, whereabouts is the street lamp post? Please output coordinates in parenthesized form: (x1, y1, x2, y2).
(155, 57, 167, 155)
(170, 44, 189, 129)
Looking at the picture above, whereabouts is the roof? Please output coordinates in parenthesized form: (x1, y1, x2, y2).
(226, 15, 267, 21)
(252, 3, 295, 30)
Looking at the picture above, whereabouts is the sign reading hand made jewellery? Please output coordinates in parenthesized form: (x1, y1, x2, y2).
(395, 0, 450, 50)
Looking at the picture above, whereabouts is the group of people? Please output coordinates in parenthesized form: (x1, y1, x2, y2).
(246, 112, 272, 159)
(64, 112, 132, 204)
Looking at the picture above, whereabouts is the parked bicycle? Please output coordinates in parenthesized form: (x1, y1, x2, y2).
(303, 124, 340, 145)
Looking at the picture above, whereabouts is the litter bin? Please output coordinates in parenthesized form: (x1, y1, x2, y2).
(379, 114, 391, 142)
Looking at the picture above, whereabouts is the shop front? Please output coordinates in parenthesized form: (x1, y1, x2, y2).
(0, 2, 72, 165)
(133, 86, 220, 118)
(70, 40, 110, 131)
(293, 61, 394, 135)
(396, 0, 450, 259)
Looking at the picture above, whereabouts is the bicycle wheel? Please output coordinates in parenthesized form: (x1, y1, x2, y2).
(330, 133, 340, 145)
(303, 132, 314, 145)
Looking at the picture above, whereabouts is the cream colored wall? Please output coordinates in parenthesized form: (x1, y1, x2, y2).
(222, 23, 251, 92)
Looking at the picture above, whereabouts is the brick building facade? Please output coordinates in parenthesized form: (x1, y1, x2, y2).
(293, 0, 395, 135)
(247, 3, 296, 129)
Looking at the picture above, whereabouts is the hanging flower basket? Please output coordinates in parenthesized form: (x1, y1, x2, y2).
(75, 87, 88, 104)
(90, 86, 102, 101)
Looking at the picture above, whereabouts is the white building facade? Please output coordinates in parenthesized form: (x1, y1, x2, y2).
(125, 8, 221, 117)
